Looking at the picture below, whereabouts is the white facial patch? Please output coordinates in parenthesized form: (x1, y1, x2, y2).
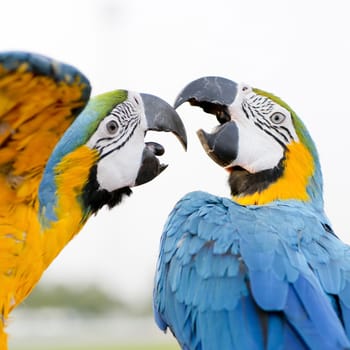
(233, 122, 284, 172)
(86, 92, 148, 191)
(96, 128, 145, 190)
(227, 83, 298, 173)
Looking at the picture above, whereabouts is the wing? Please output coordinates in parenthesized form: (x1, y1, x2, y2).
(0, 52, 91, 312)
(302, 222, 350, 341)
(154, 191, 350, 350)
(0, 51, 91, 207)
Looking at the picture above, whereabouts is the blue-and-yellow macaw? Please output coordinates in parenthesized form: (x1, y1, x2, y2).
(0, 51, 186, 348)
(154, 76, 350, 349)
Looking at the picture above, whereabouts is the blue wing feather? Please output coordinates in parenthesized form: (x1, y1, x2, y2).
(154, 191, 350, 349)
(250, 270, 289, 310)
(0, 51, 91, 100)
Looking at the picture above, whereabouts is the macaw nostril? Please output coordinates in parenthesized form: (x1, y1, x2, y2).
(145, 142, 165, 156)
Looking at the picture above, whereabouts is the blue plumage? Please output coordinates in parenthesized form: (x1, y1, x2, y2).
(154, 76, 350, 349)
(154, 191, 350, 349)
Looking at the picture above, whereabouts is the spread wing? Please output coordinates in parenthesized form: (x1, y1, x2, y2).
(154, 191, 350, 349)
(0, 51, 91, 208)
(0, 52, 91, 314)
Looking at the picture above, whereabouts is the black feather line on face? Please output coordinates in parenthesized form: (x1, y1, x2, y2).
(82, 165, 132, 214)
(229, 158, 285, 197)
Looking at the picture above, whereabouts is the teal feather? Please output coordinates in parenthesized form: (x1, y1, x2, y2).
(38, 89, 128, 223)
(154, 79, 350, 350)
(0, 51, 91, 226)
(154, 191, 350, 349)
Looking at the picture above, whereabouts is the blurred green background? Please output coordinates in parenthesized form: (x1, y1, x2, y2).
(13, 346, 178, 350)
(9, 285, 179, 350)
(13, 344, 179, 350)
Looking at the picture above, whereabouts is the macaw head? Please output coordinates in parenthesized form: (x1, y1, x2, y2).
(39, 90, 186, 221)
(175, 76, 323, 207)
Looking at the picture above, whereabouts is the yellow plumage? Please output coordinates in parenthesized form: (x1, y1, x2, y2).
(41, 146, 98, 266)
(0, 52, 187, 349)
(0, 58, 91, 348)
(233, 141, 314, 205)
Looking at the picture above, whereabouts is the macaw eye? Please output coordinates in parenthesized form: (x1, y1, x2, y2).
(270, 112, 286, 124)
(106, 120, 119, 134)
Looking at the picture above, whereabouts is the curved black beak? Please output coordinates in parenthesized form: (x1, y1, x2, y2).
(142, 93, 187, 149)
(174, 76, 238, 110)
(135, 142, 167, 186)
(174, 76, 239, 168)
(197, 122, 239, 167)
(135, 93, 187, 186)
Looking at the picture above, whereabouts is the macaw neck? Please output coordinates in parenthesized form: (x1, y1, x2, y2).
(231, 141, 324, 208)
(39, 145, 98, 266)
(81, 164, 132, 215)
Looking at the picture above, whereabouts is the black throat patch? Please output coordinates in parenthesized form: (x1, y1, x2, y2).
(229, 158, 284, 197)
(82, 165, 132, 215)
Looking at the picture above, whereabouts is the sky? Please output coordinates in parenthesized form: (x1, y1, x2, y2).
(1, 0, 350, 305)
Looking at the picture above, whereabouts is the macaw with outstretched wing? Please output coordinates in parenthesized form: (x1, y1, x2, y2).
(0, 51, 186, 348)
(154, 76, 350, 349)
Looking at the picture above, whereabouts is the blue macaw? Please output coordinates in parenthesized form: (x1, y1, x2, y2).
(154, 76, 350, 349)
(0, 51, 186, 348)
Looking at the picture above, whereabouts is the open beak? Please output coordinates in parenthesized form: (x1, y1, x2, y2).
(135, 93, 187, 186)
(174, 76, 239, 168)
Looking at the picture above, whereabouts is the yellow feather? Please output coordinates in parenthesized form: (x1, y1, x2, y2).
(233, 141, 314, 205)
(0, 147, 97, 328)
(41, 146, 98, 266)
(0, 60, 90, 348)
